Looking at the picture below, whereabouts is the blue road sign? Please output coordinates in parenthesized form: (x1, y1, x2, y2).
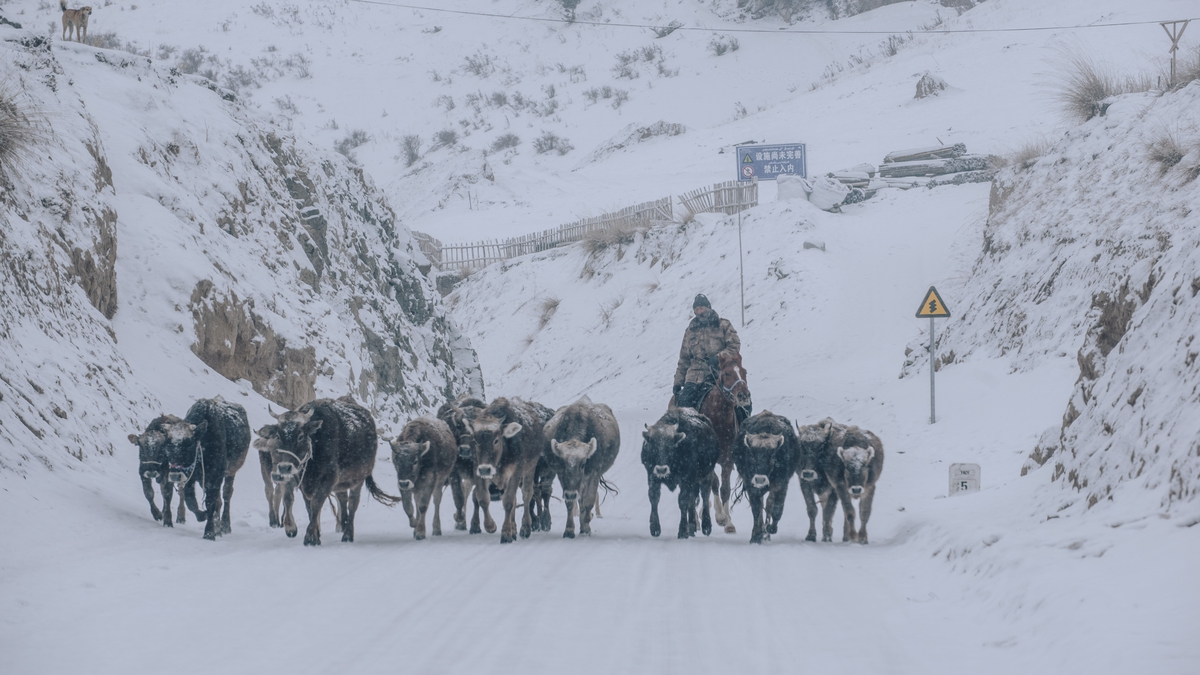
(735, 143, 807, 182)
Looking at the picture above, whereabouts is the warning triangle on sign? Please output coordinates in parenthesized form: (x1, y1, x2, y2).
(743, 154, 753, 163)
(916, 286, 951, 318)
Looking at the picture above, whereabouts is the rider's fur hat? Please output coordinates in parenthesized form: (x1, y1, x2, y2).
(693, 294, 711, 309)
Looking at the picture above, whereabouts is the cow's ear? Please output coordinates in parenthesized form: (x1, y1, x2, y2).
(304, 419, 323, 435)
(502, 422, 522, 438)
(256, 425, 277, 438)
(836, 446, 846, 461)
(550, 439, 562, 457)
(252, 437, 269, 451)
(127, 433, 140, 445)
(865, 446, 875, 462)
(194, 420, 209, 438)
(420, 441, 431, 456)
(587, 437, 597, 457)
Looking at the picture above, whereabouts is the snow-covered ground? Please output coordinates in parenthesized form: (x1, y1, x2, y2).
(2, 0, 1199, 673)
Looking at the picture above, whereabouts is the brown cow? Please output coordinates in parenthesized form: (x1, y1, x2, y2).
(389, 417, 457, 540)
(470, 397, 546, 543)
(436, 396, 495, 534)
(827, 421, 885, 544)
(544, 396, 620, 538)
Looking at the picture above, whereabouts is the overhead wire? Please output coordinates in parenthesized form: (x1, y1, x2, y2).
(348, 1, 1196, 36)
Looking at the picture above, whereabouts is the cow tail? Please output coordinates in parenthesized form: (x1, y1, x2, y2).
(598, 476, 619, 499)
(364, 474, 402, 507)
(730, 476, 747, 506)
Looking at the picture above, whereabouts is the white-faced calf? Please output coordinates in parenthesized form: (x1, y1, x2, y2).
(470, 397, 547, 544)
(252, 425, 299, 538)
(544, 396, 621, 538)
(826, 422, 885, 544)
(128, 414, 203, 526)
(437, 396, 496, 535)
(389, 417, 457, 540)
(794, 418, 842, 543)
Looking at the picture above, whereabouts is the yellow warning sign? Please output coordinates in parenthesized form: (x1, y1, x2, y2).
(743, 153, 753, 163)
(916, 286, 951, 318)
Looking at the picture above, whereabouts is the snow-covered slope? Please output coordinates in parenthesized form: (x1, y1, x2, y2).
(0, 24, 479, 474)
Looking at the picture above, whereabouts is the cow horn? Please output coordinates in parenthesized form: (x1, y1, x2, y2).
(551, 439, 561, 456)
(743, 435, 752, 448)
(268, 405, 283, 421)
(836, 446, 846, 461)
(420, 441, 431, 456)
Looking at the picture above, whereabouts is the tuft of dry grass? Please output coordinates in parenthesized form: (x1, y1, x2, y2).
(598, 295, 623, 328)
(1147, 130, 1185, 176)
(0, 77, 44, 184)
(1005, 137, 1053, 172)
(537, 296, 560, 329)
(582, 222, 643, 255)
(1052, 49, 1154, 124)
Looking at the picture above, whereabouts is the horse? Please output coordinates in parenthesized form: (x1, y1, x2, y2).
(699, 352, 751, 533)
(666, 352, 752, 533)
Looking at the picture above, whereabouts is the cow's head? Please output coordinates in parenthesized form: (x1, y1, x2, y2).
(551, 437, 598, 502)
(796, 421, 833, 483)
(163, 419, 208, 485)
(128, 416, 174, 480)
(389, 438, 431, 492)
(439, 404, 477, 461)
(836, 443, 875, 499)
(740, 432, 785, 490)
(264, 406, 322, 484)
(642, 423, 686, 480)
(471, 411, 520, 481)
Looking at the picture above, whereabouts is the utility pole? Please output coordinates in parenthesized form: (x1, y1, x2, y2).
(737, 180, 748, 327)
(1161, 20, 1190, 87)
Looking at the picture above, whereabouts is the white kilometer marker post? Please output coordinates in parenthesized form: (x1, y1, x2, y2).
(915, 286, 951, 424)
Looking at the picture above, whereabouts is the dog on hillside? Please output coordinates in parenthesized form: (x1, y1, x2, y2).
(60, 0, 92, 44)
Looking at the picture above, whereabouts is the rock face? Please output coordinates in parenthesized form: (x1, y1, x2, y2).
(904, 85, 1200, 514)
(914, 71, 948, 99)
(0, 25, 480, 471)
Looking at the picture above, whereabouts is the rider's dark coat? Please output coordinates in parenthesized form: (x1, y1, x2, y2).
(673, 309, 741, 388)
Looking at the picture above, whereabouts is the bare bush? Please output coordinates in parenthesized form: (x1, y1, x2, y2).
(533, 132, 573, 156)
(611, 89, 630, 110)
(463, 52, 494, 78)
(488, 91, 508, 107)
(537, 296, 560, 329)
(1174, 45, 1200, 89)
(0, 78, 44, 184)
(1052, 49, 1153, 123)
(435, 129, 458, 147)
(653, 21, 682, 39)
(401, 135, 421, 167)
(334, 129, 369, 162)
(435, 94, 454, 111)
(1006, 137, 1052, 172)
(491, 133, 520, 151)
(86, 32, 124, 50)
(708, 35, 739, 57)
(274, 95, 299, 115)
(598, 295, 624, 329)
(1147, 131, 1185, 176)
(583, 222, 643, 255)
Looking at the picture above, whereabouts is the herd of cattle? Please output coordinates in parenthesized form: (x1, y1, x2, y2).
(128, 393, 884, 546)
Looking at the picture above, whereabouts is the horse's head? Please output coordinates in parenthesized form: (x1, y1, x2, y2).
(717, 352, 751, 409)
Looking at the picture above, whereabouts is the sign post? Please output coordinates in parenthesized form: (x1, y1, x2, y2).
(735, 143, 807, 182)
(915, 286, 950, 424)
(949, 463, 981, 496)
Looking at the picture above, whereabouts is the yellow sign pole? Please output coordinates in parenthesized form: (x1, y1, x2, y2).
(916, 286, 951, 424)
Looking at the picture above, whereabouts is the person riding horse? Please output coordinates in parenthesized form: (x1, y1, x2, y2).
(672, 294, 749, 422)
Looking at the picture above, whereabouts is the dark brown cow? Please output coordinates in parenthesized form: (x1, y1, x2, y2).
(263, 396, 400, 546)
(436, 396, 495, 534)
(527, 400, 558, 533)
(128, 414, 203, 526)
(470, 397, 546, 543)
(732, 411, 798, 544)
(161, 397, 252, 540)
(544, 396, 620, 538)
(389, 417, 457, 540)
(795, 418, 841, 543)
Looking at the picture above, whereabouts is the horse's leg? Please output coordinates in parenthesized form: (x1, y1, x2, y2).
(721, 460, 737, 534)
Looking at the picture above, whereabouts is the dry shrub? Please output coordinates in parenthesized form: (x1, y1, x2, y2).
(1006, 137, 1052, 172)
(582, 222, 643, 255)
(598, 295, 623, 328)
(1147, 131, 1184, 176)
(1052, 49, 1153, 123)
(1174, 45, 1200, 89)
(537, 296, 560, 329)
(0, 77, 44, 184)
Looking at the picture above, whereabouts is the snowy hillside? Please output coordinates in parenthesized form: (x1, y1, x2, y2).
(0, 24, 479, 473)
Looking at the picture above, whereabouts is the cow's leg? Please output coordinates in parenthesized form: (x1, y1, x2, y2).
(647, 478, 662, 537)
(342, 487, 361, 543)
(432, 482, 446, 536)
(184, 477, 206, 522)
(700, 477, 713, 536)
(282, 485, 298, 538)
(202, 478, 221, 541)
(269, 482, 283, 529)
(142, 476, 162, 521)
(835, 486, 857, 543)
(518, 467, 535, 540)
(801, 484, 819, 541)
(748, 491, 765, 544)
(413, 480, 433, 541)
(477, 479, 497, 534)
(175, 483, 187, 524)
(579, 477, 599, 537)
(857, 485, 875, 545)
(450, 476, 467, 531)
(720, 463, 736, 534)
(768, 480, 789, 536)
(303, 487, 329, 546)
(500, 472, 520, 544)
(400, 489, 416, 530)
(821, 491, 837, 542)
(220, 474, 236, 535)
(563, 497, 577, 539)
(469, 482, 483, 534)
(258, 452, 280, 528)
(538, 472, 553, 532)
(160, 480, 175, 528)
(677, 483, 694, 539)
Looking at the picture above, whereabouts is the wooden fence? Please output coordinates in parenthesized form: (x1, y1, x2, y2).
(417, 182, 754, 273)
